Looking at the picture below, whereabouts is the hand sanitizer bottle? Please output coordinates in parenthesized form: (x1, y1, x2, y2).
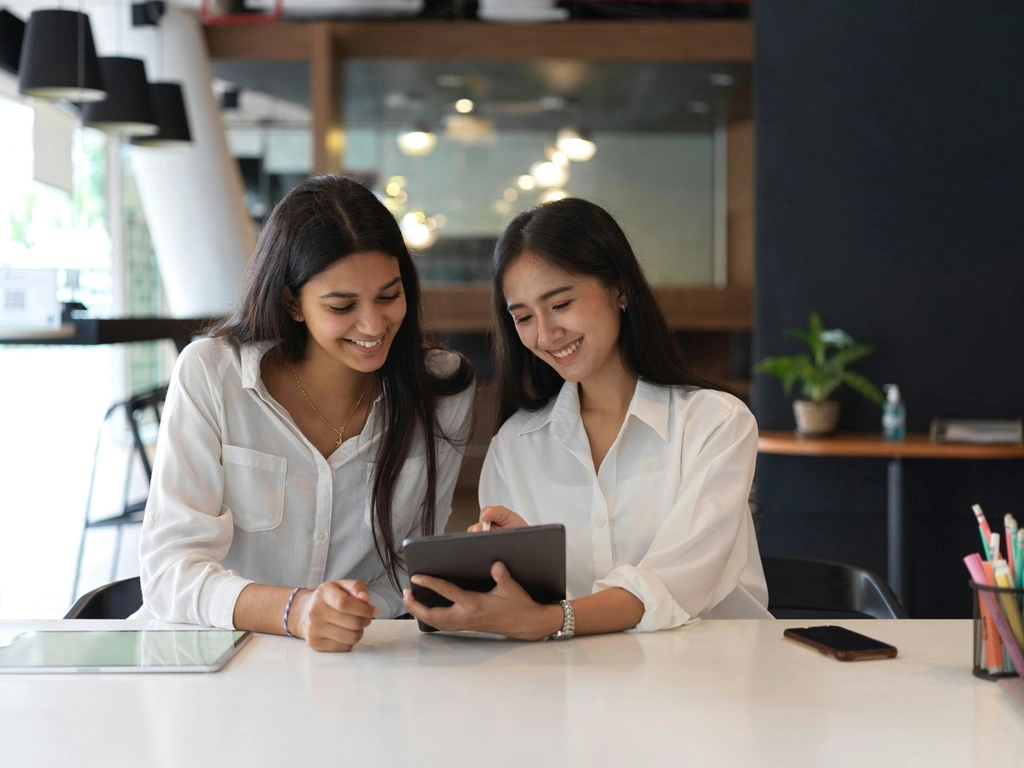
(882, 384, 906, 442)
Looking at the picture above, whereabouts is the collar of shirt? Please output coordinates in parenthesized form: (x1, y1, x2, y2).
(518, 378, 671, 443)
(240, 340, 277, 390)
(238, 340, 386, 430)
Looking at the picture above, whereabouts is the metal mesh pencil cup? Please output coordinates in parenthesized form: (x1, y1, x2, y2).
(970, 579, 1024, 680)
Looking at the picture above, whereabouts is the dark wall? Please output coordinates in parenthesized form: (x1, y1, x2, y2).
(753, 0, 1024, 617)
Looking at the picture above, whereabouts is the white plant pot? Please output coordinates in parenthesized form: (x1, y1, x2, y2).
(793, 400, 841, 436)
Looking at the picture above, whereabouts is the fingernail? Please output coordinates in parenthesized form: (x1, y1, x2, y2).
(403, 589, 412, 600)
(410, 575, 422, 585)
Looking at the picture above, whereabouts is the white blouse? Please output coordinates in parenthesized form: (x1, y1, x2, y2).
(479, 379, 771, 631)
(138, 338, 475, 628)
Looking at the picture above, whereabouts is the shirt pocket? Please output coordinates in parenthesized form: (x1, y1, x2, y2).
(222, 444, 287, 532)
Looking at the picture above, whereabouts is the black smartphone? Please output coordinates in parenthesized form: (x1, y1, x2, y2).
(783, 625, 898, 661)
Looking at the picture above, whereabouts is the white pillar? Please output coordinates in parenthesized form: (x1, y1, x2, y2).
(90, 6, 254, 318)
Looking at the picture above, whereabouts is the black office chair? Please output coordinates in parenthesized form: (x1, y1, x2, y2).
(762, 555, 909, 620)
(72, 385, 167, 600)
(64, 576, 143, 619)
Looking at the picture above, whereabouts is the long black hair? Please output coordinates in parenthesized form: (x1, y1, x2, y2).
(211, 174, 473, 589)
(491, 197, 721, 425)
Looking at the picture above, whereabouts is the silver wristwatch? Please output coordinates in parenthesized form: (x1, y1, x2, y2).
(546, 599, 575, 640)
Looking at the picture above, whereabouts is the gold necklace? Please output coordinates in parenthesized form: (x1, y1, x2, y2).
(292, 366, 369, 448)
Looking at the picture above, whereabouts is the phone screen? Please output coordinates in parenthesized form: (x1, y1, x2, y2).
(783, 625, 898, 660)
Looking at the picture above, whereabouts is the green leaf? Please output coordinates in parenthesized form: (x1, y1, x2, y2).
(829, 343, 876, 368)
(821, 328, 855, 348)
(807, 312, 826, 364)
(841, 371, 885, 406)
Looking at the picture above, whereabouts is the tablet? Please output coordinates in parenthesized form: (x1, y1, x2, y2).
(0, 629, 252, 674)
(402, 523, 566, 632)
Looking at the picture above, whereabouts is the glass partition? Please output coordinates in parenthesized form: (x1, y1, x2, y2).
(213, 58, 751, 286)
(343, 59, 750, 286)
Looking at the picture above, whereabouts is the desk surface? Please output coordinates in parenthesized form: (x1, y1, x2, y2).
(2, 619, 1021, 767)
(759, 431, 1024, 459)
(0, 317, 215, 346)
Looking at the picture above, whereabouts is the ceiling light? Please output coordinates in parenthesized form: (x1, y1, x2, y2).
(517, 174, 536, 191)
(530, 160, 569, 189)
(503, 188, 518, 202)
(18, 9, 106, 102)
(539, 189, 569, 204)
(401, 211, 436, 249)
(455, 98, 473, 113)
(396, 127, 436, 156)
(555, 127, 596, 162)
(82, 57, 159, 137)
(544, 143, 569, 167)
(131, 82, 191, 147)
(709, 73, 735, 87)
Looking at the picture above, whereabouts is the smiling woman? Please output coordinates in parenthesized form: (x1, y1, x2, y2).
(402, 197, 769, 640)
(137, 174, 475, 652)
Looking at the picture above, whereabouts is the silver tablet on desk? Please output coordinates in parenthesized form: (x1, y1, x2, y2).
(0, 629, 252, 674)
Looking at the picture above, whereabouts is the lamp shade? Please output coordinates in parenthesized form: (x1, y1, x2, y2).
(0, 9, 25, 75)
(18, 9, 106, 102)
(81, 57, 158, 137)
(131, 82, 192, 147)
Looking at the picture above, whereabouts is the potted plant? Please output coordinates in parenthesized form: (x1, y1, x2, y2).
(754, 312, 884, 435)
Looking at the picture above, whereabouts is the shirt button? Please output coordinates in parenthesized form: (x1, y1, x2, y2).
(596, 517, 606, 527)
(316, 531, 327, 542)
(319, 466, 329, 475)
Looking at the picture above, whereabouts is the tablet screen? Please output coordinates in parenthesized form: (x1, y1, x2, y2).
(0, 629, 252, 673)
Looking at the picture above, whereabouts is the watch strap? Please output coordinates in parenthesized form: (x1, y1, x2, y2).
(546, 599, 575, 640)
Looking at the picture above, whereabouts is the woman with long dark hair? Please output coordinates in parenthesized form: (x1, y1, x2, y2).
(403, 198, 768, 639)
(138, 175, 474, 652)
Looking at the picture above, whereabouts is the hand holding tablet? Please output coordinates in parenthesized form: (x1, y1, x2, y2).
(401, 523, 566, 640)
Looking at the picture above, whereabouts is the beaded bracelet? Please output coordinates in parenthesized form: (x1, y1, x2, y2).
(282, 586, 301, 638)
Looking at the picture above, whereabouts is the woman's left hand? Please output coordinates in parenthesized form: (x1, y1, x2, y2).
(402, 561, 562, 641)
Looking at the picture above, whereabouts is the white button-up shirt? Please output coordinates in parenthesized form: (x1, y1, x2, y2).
(138, 338, 475, 628)
(479, 380, 770, 631)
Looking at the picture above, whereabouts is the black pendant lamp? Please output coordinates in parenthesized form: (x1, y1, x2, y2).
(131, 81, 191, 147)
(17, 9, 106, 102)
(81, 56, 158, 137)
(0, 9, 25, 75)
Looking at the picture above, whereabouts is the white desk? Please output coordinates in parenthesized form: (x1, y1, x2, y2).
(2, 619, 1021, 767)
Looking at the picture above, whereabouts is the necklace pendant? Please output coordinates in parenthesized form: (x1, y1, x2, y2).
(335, 434, 344, 448)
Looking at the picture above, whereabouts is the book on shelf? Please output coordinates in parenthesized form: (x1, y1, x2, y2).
(930, 418, 1023, 445)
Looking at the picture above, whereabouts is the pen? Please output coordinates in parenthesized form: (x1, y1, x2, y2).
(973, 504, 993, 560)
(994, 560, 1024, 652)
(989, 532, 1001, 564)
(1005, 514, 1019, 584)
(1017, 530, 1024, 591)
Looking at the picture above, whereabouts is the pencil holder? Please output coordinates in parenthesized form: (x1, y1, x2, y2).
(970, 580, 1024, 680)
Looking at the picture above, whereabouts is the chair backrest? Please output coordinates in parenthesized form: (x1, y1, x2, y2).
(762, 555, 909, 620)
(65, 576, 143, 619)
(124, 385, 168, 480)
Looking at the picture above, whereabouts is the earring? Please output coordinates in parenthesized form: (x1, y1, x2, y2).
(619, 304, 626, 312)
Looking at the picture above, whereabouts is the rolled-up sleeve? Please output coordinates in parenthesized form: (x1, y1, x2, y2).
(139, 348, 252, 629)
(593, 406, 759, 631)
